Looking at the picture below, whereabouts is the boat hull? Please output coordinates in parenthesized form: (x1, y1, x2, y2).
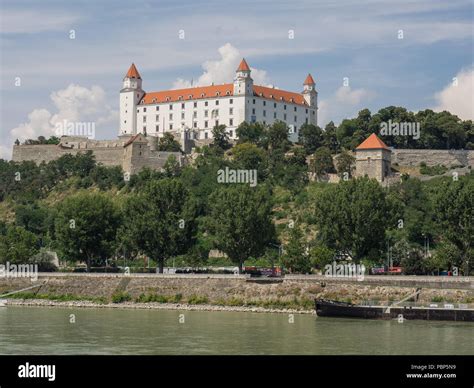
(315, 300, 474, 322)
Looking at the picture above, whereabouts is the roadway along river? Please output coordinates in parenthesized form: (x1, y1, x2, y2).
(0, 306, 472, 355)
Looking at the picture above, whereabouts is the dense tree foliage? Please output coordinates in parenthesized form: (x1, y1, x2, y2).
(0, 108, 472, 274)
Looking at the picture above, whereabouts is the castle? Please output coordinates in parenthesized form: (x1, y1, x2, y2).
(119, 59, 318, 141)
(11, 61, 474, 178)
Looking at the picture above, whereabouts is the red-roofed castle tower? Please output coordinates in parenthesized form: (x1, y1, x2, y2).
(354, 133, 392, 182)
(120, 63, 145, 136)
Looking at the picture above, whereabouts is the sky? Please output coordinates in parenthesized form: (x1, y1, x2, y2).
(0, 0, 473, 159)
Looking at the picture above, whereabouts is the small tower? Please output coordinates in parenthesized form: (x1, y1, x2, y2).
(119, 63, 145, 136)
(355, 133, 391, 183)
(302, 73, 317, 125)
(233, 58, 253, 96)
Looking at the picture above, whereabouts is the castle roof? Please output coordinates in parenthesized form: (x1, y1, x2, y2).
(236, 58, 250, 72)
(140, 84, 307, 106)
(125, 63, 141, 79)
(304, 73, 315, 85)
(356, 133, 390, 151)
(123, 133, 147, 147)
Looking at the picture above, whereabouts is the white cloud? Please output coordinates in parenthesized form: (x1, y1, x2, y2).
(172, 43, 270, 89)
(318, 86, 375, 126)
(9, 84, 118, 144)
(433, 67, 474, 120)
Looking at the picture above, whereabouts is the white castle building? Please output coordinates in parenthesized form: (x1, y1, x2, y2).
(119, 59, 318, 143)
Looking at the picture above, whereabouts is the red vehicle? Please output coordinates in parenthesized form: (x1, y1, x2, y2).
(244, 266, 283, 277)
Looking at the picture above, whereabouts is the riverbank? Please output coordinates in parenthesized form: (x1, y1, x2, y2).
(1, 274, 472, 313)
(4, 298, 314, 314)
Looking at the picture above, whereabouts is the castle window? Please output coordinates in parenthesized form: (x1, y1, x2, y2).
(229, 119, 233, 126)
(230, 99, 233, 104)
(181, 103, 185, 109)
(152, 98, 157, 103)
(139, 152, 142, 155)
(253, 99, 256, 104)
(169, 104, 173, 109)
(169, 114, 173, 120)
(143, 126, 146, 131)
(179, 96, 183, 101)
(294, 116, 297, 122)
(215, 100, 219, 105)
(193, 111, 197, 118)
(306, 109, 308, 114)
(137, 109, 139, 113)
(229, 108, 233, 115)
(294, 106, 297, 112)
(201, 93, 205, 98)
(270, 94, 273, 99)
(205, 110, 208, 117)
(156, 106, 159, 111)
(263, 101, 266, 106)
(284, 113, 287, 120)
(143, 116, 146, 122)
(215, 120, 219, 126)
(313, 111, 315, 115)
(263, 120, 266, 125)
(156, 115, 159, 121)
(205, 121, 208, 128)
(281, 97, 284, 101)
(226, 91, 230, 96)
(181, 112, 185, 119)
(170, 124, 173, 130)
(252, 108, 255, 114)
(205, 101, 208, 106)
(305, 118, 308, 124)
(205, 132, 208, 139)
(216, 92, 220, 96)
(188, 95, 193, 99)
(156, 125, 159, 131)
(194, 102, 197, 108)
(284, 105, 287, 110)
(166, 97, 170, 102)
(274, 103, 277, 108)
(274, 112, 277, 119)
(193, 122, 197, 128)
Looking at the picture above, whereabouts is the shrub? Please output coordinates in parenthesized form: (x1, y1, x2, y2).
(111, 291, 131, 303)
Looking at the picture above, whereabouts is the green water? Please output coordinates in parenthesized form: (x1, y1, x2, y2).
(0, 306, 472, 355)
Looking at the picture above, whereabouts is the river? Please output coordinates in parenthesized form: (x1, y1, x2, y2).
(0, 306, 472, 355)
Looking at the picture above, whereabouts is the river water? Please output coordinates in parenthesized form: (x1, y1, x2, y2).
(0, 306, 472, 355)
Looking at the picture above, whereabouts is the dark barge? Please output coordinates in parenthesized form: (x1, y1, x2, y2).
(315, 299, 474, 322)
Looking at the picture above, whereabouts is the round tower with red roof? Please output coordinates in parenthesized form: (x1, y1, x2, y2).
(120, 63, 145, 136)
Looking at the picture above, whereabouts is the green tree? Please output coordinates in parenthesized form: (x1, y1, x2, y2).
(309, 244, 335, 270)
(122, 179, 197, 273)
(335, 150, 355, 178)
(236, 122, 267, 147)
(282, 226, 310, 273)
(313, 177, 397, 261)
(0, 225, 39, 264)
(207, 185, 275, 272)
(163, 155, 181, 177)
(54, 192, 121, 271)
(157, 133, 182, 152)
(298, 124, 323, 154)
(433, 177, 473, 274)
(267, 121, 290, 151)
(211, 124, 231, 151)
(311, 146, 334, 180)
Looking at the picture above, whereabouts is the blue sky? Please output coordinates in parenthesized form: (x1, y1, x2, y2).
(1, 0, 473, 158)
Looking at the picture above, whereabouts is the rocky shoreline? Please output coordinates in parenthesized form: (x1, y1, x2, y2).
(4, 298, 315, 315)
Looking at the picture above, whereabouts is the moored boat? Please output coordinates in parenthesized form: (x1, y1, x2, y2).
(315, 299, 474, 322)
